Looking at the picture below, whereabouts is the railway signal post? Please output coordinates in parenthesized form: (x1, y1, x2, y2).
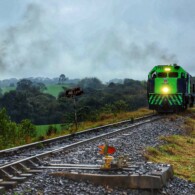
(65, 87, 84, 133)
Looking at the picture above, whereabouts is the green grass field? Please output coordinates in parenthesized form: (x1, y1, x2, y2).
(35, 123, 70, 137)
(35, 108, 153, 138)
(43, 84, 67, 98)
(2, 86, 16, 93)
(1, 84, 67, 98)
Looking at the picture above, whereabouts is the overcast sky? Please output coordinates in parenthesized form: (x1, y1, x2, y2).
(0, 0, 195, 81)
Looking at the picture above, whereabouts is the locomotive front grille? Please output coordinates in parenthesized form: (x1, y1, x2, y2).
(149, 94, 183, 106)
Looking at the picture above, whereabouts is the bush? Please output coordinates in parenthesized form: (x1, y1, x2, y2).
(0, 108, 36, 149)
(46, 125, 57, 136)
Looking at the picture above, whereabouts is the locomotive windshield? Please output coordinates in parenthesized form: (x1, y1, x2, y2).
(169, 72, 178, 78)
(158, 73, 167, 78)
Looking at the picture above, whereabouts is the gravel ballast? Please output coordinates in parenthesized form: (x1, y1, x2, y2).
(7, 116, 195, 195)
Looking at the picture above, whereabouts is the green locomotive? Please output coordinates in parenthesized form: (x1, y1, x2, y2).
(147, 64, 195, 112)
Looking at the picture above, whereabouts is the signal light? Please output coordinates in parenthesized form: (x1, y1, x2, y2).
(65, 87, 83, 97)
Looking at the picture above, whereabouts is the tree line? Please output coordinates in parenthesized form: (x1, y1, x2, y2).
(0, 78, 148, 125)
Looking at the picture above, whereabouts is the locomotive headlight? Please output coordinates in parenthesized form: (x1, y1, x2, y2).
(162, 86, 169, 94)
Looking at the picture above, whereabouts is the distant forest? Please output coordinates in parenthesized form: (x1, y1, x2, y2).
(0, 77, 147, 125)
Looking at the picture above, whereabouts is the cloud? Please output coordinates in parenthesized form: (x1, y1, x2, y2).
(0, 1, 195, 81)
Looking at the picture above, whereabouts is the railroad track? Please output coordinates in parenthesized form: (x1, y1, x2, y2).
(0, 114, 157, 166)
(0, 114, 162, 191)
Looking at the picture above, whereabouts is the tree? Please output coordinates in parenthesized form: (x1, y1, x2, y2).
(108, 82, 116, 88)
(16, 79, 45, 95)
(0, 108, 18, 149)
(28, 94, 62, 124)
(0, 87, 2, 97)
(0, 90, 32, 122)
(58, 74, 67, 85)
(0, 108, 37, 149)
(19, 119, 36, 138)
(0, 108, 10, 136)
(16, 79, 33, 91)
(114, 100, 128, 112)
